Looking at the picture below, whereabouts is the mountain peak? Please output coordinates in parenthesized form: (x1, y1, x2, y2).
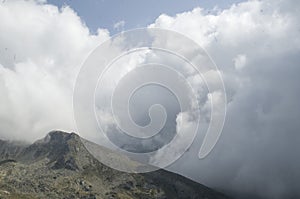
(0, 131, 231, 199)
(0, 131, 87, 171)
(43, 130, 79, 143)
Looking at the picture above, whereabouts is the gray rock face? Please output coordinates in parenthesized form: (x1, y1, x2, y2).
(0, 131, 231, 199)
(0, 140, 26, 161)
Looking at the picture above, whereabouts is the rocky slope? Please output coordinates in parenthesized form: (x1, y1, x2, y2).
(0, 131, 231, 199)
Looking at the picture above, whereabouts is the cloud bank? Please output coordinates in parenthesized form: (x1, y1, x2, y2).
(0, 0, 109, 141)
(149, 0, 300, 198)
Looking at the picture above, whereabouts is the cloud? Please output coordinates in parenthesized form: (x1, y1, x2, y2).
(0, 0, 109, 141)
(150, 0, 300, 198)
(113, 20, 125, 30)
(233, 54, 247, 70)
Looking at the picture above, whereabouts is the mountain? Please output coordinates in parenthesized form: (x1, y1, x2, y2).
(0, 131, 231, 199)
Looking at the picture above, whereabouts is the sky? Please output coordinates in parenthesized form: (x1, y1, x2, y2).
(47, 0, 245, 34)
(0, 0, 300, 199)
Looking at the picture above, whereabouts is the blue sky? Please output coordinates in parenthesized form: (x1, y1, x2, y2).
(47, 0, 245, 34)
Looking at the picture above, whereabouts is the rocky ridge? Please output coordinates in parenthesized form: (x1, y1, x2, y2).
(0, 131, 231, 199)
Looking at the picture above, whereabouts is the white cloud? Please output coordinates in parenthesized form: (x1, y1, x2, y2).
(0, 1, 109, 141)
(233, 54, 247, 70)
(150, 0, 300, 198)
(113, 20, 125, 30)
(149, 111, 197, 165)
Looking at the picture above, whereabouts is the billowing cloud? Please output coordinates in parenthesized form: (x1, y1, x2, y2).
(150, 0, 300, 198)
(0, 0, 109, 141)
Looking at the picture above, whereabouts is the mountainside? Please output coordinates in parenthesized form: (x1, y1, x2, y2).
(0, 131, 231, 199)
